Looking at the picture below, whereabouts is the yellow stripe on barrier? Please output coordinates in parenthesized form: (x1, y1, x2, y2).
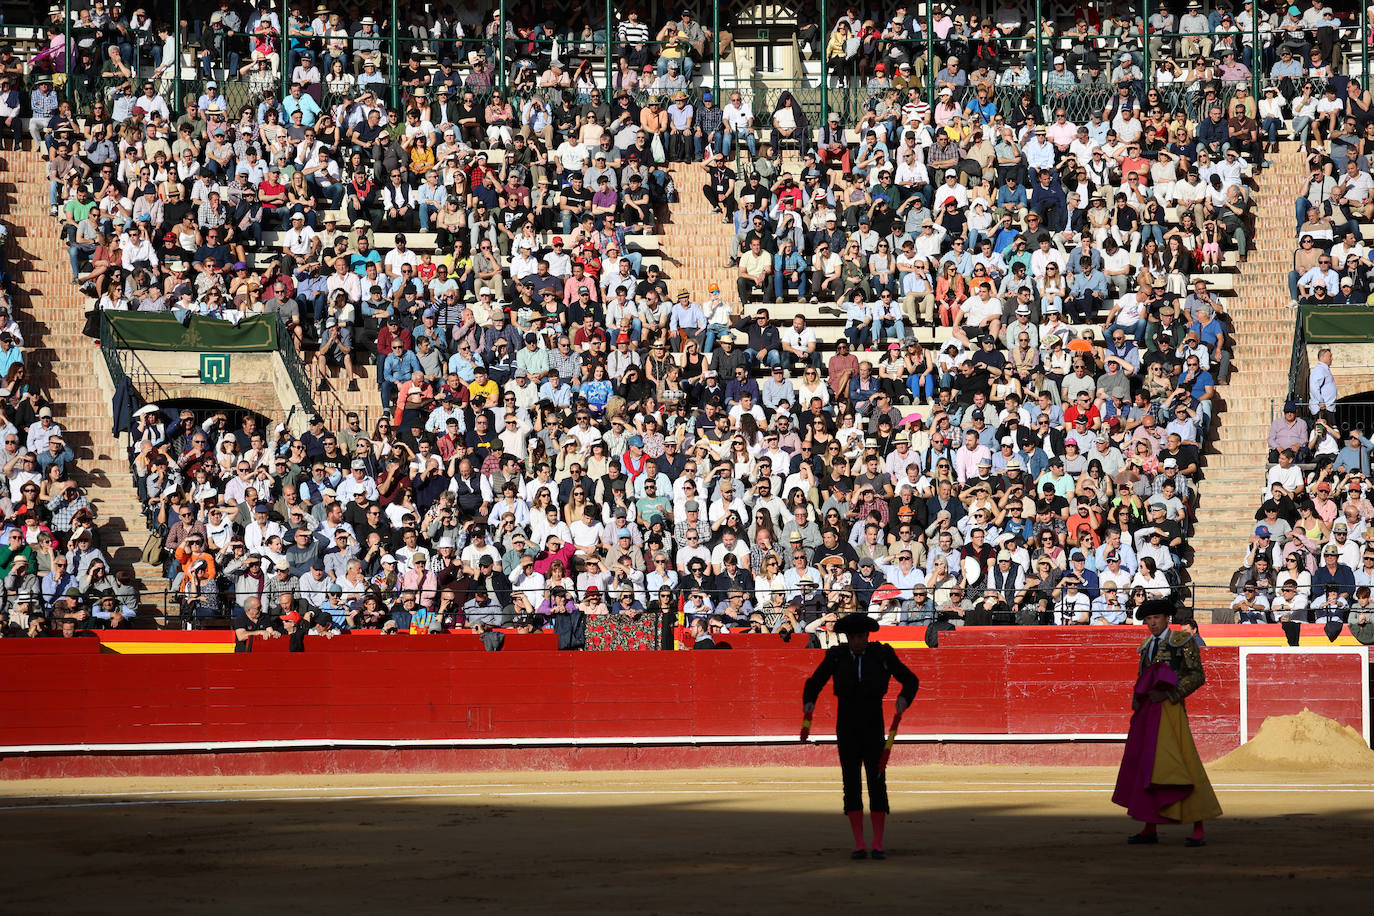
(100, 642, 236, 655)
(1204, 636, 1365, 648)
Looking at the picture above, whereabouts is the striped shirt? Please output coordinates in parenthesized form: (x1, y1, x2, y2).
(617, 20, 650, 44)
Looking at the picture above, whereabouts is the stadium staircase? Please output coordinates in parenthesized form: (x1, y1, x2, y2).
(1188, 142, 1309, 615)
(310, 353, 381, 430)
(661, 161, 745, 302)
(0, 151, 171, 607)
(660, 159, 846, 341)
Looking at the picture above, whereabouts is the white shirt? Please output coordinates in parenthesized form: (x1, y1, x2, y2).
(933, 181, 968, 210)
(878, 561, 926, 598)
(780, 324, 816, 356)
(555, 140, 589, 171)
(511, 569, 546, 605)
(284, 225, 318, 257)
(336, 474, 379, 503)
(569, 518, 607, 550)
(8, 469, 39, 502)
(1341, 171, 1374, 204)
(244, 519, 285, 553)
(1055, 591, 1091, 625)
(384, 247, 418, 275)
(723, 101, 754, 131)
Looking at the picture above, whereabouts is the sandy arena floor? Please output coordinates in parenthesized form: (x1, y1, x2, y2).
(2, 765, 1371, 914)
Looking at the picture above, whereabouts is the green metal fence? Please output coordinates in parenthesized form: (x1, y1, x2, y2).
(44, 1, 1371, 129)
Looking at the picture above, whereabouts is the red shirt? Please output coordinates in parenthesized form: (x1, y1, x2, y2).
(258, 178, 286, 208)
(1063, 403, 1100, 428)
(572, 325, 607, 349)
(440, 381, 471, 405)
(573, 251, 602, 282)
(376, 326, 413, 358)
(1120, 155, 1150, 182)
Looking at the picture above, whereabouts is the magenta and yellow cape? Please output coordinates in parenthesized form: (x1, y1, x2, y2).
(1111, 661, 1223, 824)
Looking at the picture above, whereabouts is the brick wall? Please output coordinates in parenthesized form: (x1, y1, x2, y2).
(150, 382, 284, 420)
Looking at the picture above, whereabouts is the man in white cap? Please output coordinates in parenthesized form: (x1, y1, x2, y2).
(336, 458, 378, 502)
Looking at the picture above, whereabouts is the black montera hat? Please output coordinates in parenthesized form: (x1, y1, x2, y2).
(1134, 598, 1176, 621)
(834, 613, 880, 636)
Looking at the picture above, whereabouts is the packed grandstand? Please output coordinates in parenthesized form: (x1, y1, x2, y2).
(0, 0, 1370, 642)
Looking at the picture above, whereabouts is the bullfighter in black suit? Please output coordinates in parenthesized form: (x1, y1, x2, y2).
(802, 613, 920, 860)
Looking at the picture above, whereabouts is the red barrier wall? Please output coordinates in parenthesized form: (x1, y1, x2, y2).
(0, 644, 1363, 779)
(1241, 650, 1368, 741)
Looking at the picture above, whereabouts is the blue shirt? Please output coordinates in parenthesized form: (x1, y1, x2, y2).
(1071, 270, 1108, 298)
(1184, 369, 1215, 401)
(296, 274, 329, 300)
(996, 184, 1027, 209)
(30, 87, 59, 119)
(1335, 434, 1374, 475)
(1189, 317, 1225, 351)
(383, 349, 420, 384)
(350, 249, 382, 275)
(0, 345, 22, 379)
(539, 379, 573, 406)
(1310, 362, 1337, 412)
(939, 249, 973, 274)
(1015, 446, 1049, 479)
(964, 97, 996, 121)
(447, 351, 476, 381)
(1312, 562, 1355, 600)
(282, 92, 322, 127)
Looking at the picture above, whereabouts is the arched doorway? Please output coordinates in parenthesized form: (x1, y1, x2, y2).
(147, 398, 275, 449)
(1332, 394, 1374, 439)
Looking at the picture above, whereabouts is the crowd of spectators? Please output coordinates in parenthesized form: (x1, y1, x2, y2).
(1235, 1, 1374, 623)
(1290, 95, 1374, 305)
(0, 221, 139, 637)
(1243, 293, 1373, 628)
(0, 0, 1365, 639)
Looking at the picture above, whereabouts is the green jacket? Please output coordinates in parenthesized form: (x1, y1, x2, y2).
(0, 542, 34, 577)
(1138, 630, 1205, 704)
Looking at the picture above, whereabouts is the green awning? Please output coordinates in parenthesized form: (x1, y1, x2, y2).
(105, 312, 278, 351)
(1300, 306, 1374, 344)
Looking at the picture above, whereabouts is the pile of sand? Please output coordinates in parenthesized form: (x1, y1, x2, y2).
(1211, 709, 1374, 771)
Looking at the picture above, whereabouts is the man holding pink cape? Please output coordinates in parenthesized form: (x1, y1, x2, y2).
(1112, 598, 1223, 846)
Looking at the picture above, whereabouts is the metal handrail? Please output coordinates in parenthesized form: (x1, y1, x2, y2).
(272, 314, 320, 421)
(1287, 313, 1308, 404)
(97, 304, 356, 438)
(99, 312, 173, 402)
(49, 3, 1369, 119)
(298, 355, 369, 432)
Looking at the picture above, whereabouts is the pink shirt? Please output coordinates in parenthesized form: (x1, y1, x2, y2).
(954, 444, 992, 483)
(1046, 121, 1078, 148)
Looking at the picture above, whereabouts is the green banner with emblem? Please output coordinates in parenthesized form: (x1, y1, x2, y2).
(104, 313, 278, 352)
